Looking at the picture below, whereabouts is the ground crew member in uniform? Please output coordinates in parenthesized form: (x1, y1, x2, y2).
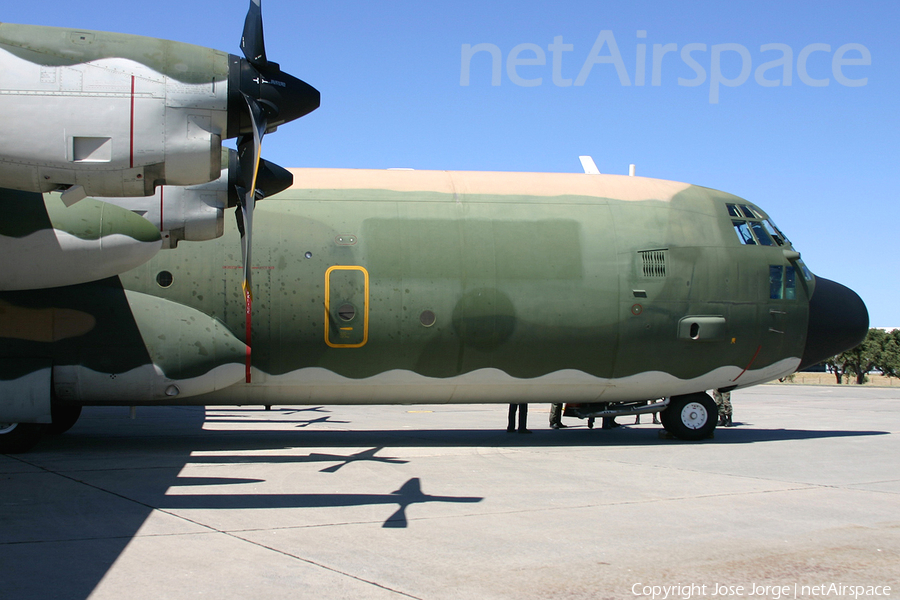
(508, 403, 530, 433)
(713, 389, 734, 427)
(549, 403, 567, 429)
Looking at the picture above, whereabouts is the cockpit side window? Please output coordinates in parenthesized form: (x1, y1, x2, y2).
(750, 221, 775, 246)
(796, 260, 812, 281)
(726, 203, 742, 218)
(770, 264, 798, 300)
(785, 266, 797, 299)
(763, 219, 790, 246)
(770, 265, 784, 299)
(733, 220, 756, 245)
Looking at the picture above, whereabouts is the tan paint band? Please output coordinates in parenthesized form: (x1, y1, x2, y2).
(287, 168, 690, 202)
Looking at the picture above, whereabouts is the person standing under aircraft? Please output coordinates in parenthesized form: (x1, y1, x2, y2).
(634, 409, 661, 425)
(713, 389, 734, 427)
(508, 403, 530, 434)
(549, 403, 567, 429)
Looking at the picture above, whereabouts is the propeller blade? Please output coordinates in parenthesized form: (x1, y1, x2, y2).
(240, 94, 268, 190)
(238, 182, 254, 297)
(236, 93, 268, 298)
(234, 92, 269, 384)
(241, 0, 267, 67)
(234, 201, 246, 237)
(229, 0, 314, 384)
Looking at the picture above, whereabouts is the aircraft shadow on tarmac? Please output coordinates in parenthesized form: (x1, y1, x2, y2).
(1, 407, 484, 600)
(2, 405, 890, 600)
(157, 476, 481, 528)
(203, 416, 353, 428)
(34, 405, 892, 452)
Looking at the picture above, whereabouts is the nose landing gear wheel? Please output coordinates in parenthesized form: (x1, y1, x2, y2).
(660, 393, 717, 441)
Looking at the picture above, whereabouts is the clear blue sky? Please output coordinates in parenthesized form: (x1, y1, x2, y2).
(9, 1, 899, 326)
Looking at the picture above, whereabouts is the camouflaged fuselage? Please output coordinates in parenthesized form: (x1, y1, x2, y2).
(121, 170, 811, 404)
(1, 169, 814, 408)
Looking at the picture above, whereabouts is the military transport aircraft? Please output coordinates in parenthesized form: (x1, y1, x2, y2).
(0, 3, 869, 453)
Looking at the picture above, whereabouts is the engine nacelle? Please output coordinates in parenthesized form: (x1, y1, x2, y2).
(104, 162, 230, 249)
(102, 149, 294, 248)
(0, 188, 162, 291)
(0, 24, 229, 197)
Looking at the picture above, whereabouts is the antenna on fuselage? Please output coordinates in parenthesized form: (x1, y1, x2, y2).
(579, 156, 601, 174)
(580, 157, 637, 176)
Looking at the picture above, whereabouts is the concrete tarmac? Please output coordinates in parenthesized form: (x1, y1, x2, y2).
(1, 385, 898, 600)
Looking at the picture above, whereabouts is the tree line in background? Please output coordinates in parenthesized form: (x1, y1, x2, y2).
(823, 328, 900, 385)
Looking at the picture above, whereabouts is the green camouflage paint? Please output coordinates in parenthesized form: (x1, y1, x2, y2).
(0, 23, 229, 84)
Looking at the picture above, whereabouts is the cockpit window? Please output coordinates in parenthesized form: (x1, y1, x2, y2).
(733, 220, 756, 245)
(727, 204, 792, 248)
(796, 260, 813, 281)
(725, 203, 760, 218)
(762, 219, 789, 247)
(750, 221, 775, 246)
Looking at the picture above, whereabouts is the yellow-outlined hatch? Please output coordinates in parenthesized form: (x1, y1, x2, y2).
(324, 266, 369, 348)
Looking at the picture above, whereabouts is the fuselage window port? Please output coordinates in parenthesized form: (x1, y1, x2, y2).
(733, 220, 756, 245)
(156, 271, 173, 288)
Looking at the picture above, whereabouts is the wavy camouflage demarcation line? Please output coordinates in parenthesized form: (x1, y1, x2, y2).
(0, 25, 230, 84)
(189, 359, 801, 406)
(0, 189, 162, 242)
(0, 188, 162, 290)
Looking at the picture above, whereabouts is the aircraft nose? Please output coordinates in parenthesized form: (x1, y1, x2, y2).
(799, 277, 869, 370)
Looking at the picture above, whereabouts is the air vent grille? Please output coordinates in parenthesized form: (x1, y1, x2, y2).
(639, 249, 668, 277)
